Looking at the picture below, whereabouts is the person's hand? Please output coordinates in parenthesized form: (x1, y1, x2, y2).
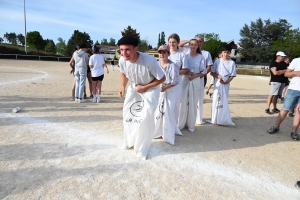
(106, 69, 109, 74)
(160, 85, 166, 92)
(189, 74, 197, 81)
(118, 88, 125, 98)
(135, 85, 146, 93)
(70, 69, 74, 75)
(294, 71, 300, 77)
(218, 75, 222, 80)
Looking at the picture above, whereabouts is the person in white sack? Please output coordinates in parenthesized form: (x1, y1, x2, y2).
(210, 44, 236, 126)
(178, 39, 206, 132)
(153, 45, 180, 145)
(118, 36, 166, 160)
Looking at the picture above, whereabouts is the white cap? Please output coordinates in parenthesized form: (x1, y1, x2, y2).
(276, 51, 286, 56)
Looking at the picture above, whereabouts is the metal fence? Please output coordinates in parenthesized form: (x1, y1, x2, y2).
(0, 54, 71, 62)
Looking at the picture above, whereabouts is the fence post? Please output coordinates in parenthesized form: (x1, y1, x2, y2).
(16, 55, 17, 59)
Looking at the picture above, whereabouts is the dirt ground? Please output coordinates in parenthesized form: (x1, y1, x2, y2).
(0, 59, 299, 200)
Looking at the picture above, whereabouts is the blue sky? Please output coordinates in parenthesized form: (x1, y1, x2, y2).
(0, 0, 299, 47)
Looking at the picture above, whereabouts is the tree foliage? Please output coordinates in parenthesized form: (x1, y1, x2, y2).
(17, 34, 25, 46)
(45, 39, 56, 53)
(56, 37, 67, 55)
(138, 39, 149, 52)
(101, 38, 108, 45)
(0, 37, 3, 44)
(66, 30, 93, 56)
(157, 31, 166, 48)
(121, 25, 140, 41)
(195, 33, 226, 59)
(239, 18, 292, 62)
(271, 28, 300, 59)
(108, 38, 116, 46)
(4, 32, 17, 45)
(26, 31, 45, 51)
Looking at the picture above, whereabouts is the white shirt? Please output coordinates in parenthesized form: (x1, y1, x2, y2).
(185, 54, 207, 74)
(168, 50, 188, 70)
(119, 52, 165, 85)
(212, 59, 237, 82)
(288, 57, 300, 91)
(89, 54, 105, 77)
(183, 45, 213, 67)
(158, 60, 179, 86)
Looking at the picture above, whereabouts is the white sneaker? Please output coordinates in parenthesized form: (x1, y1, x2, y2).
(97, 96, 101, 103)
(78, 99, 86, 103)
(70, 97, 75, 101)
(75, 98, 79, 102)
(92, 96, 97, 103)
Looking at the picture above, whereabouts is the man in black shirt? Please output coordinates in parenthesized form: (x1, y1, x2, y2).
(265, 51, 287, 114)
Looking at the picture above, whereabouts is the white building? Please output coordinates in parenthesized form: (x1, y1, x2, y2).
(227, 40, 242, 62)
(96, 45, 118, 60)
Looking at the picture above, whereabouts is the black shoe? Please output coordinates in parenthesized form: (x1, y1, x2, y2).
(267, 126, 279, 134)
(296, 181, 300, 189)
(265, 108, 271, 114)
(206, 91, 209, 95)
(90, 94, 93, 98)
(272, 108, 280, 113)
(209, 93, 213, 98)
(83, 94, 87, 99)
(291, 132, 299, 141)
(288, 112, 294, 117)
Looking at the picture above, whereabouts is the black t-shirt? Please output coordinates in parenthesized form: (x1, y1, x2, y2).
(269, 61, 287, 83)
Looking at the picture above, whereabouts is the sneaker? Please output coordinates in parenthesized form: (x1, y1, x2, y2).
(265, 108, 271, 114)
(70, 97, 75, 101)
(90, 94, 93, 98)
(209, 93, 213, 98)
(206, 91, 209, 95)
(83, 94, 87, 99)
(97, 96, 101, 103)
(75, 98, 79, 102)
(78, 99, 86, 103)
(288, 112, 294, 117)
(296, 181, 300, 189)
(272, 108, 280, 113)
(291, 132, 299, 141)
(281, 97, 284, 102)
(92, 96, 97, 103)
(267, 126, 279, 134)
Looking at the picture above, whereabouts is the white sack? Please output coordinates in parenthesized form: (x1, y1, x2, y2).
(122, 83, 160, 159)
(211, 79, 235, 126)
(196, 77, 205, 124)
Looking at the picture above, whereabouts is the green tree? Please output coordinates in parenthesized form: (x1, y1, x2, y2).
(66, 30, 93, 56)
(26, 31, 45, 51)
(45, 39, 56, 53)
(196, 33, 226, 59)
(157, 33, 161, 48)
(121, 25, 140, 41)
(0, 37, 3, 44)
(95, 40, 100, 45)
(17, 33, 25, 46)
(56, 37, 67, 55)
(101, 38, 108, 45)
(239, 18, 291, 62)
(108, 38, 116, 46)
(138, 39, 149, 52)
(272, 28, 300, 59)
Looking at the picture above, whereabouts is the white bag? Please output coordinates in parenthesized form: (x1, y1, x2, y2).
(154, 86, 177, 145)
(122, 83, 161, 159)
(211, 80, 235, 126)
(196, 77, 205, 124)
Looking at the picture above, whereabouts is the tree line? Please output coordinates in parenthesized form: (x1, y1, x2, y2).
(1, 18, 299, 61)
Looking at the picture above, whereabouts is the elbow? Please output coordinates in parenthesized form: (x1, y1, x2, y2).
(160, 76, 166, 83)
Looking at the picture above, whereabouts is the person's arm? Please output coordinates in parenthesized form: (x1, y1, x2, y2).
(285, 68, 300, 77)
(161, 84, 175, 92)
(103, 63, 109, 73)
(118, 73, 128, 98)
(220, 76, 234, 84)
(178, 40, 190, 50)
(89, 64, 93, 69)
(189, 73, 206, 81)
(136, 76, 166, 93)
(270, 67, 281, 75)
(69, 56, 75, 74)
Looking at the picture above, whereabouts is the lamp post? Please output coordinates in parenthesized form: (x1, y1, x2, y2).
(24, 0, 27, 54)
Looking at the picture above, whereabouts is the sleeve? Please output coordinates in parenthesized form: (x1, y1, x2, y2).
(150, 57, 165, 80)
(88, 55, 93, 65)
(85, 53, 89, 66)
(169, 62, 179, 85)
(211, 60, 218, 73)
(230, 61, 237, 77)
(201, 56, 207, 74)
(288, 59, 296, 71)
(118, 57, 126, 74)
(181, 54, 188, 69)
(206, 52, 213, 66)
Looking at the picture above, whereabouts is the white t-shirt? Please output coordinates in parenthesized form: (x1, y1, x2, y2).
(185, 54, 207, 74)
(168, 50, 188, 70)
(288, 57, 300, 91)
(89, 54, 105, 77)
(158, 60, 179, 86)
(183, 45, 213, 67)
(212, 59, 237, 82)
(119, 52, 165, 85)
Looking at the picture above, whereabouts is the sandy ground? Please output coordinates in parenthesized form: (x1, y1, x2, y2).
(0, 59, 299, 200)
